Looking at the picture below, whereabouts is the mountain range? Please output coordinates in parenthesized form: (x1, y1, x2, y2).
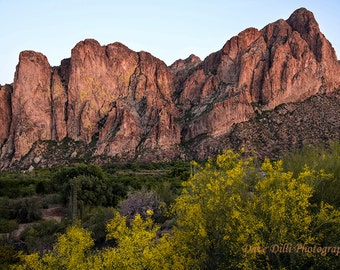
(0, 7, 339, 170)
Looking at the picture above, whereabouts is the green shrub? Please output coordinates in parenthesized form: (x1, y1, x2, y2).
(20, 220, 66, 253)
(282, 141, 340, 208)
(81, 206, 115, 246)
(13, 197, 42, 223)
(0, 219, 18, 233)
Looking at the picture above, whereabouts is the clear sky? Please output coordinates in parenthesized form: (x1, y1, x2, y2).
(1, 0, 339, 84)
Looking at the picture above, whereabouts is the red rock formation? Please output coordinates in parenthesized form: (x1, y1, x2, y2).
(64, 40, 181, 159)
(178, 8, 340, 144)
(8, 51, 52, 161)
(1, 8, 339, 168)
(66, 40, 138, 142)
(255, 8, 340, 108)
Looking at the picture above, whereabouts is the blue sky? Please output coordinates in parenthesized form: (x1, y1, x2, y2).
(1, 0, 339, 84)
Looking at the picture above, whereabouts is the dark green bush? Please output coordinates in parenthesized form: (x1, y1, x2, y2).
(282, 141, 340, 208)
(20, 220, 66, 253)
(81, 206, 115, 246)
(0, 219, 18, 234)
(13, 197, 42, 223)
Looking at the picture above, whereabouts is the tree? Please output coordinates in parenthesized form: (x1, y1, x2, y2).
(16, 226, 99, 270)
(102, 209, 190, 270)
(172, 150, 260, 269)
(16, 211, 182, 270)
(250, 159, 316, 268)
(171, 150, 340, 269)
(117, 188, 165, 222)
(52, 164, 117, 221)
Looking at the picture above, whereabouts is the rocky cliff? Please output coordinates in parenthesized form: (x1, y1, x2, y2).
(1, 8, 340, 169)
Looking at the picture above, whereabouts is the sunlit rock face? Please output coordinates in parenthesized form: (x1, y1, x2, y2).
(1, 8, 339, 169)
(177, 8, 340, 144)
(60, 39, 181, 160)
(5, 51, 52, 161)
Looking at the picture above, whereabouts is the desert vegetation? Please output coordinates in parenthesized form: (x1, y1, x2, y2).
(1, 143, 340, 269)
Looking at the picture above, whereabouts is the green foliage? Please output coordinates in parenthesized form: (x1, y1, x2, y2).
(52, 164, 125, 213)
(35, 181, 46, 194)
(75, 175, 115, 207)
(0, 197, 11, 219)
(52, 163, 105, 189)
(8, 146, 340, 269)
(13, 197, 42, 223)
(20, 220, 66, 254)
(154, 180, 177, 205)
(0, 174, 35, 198)
(103, 159, 189, 193)
(0, 168, 55, 198)
(0, 194, 61, 232)
(81, 207, 116, 246)
(282, 141, 340, 207)
(0, 218, 18, 234)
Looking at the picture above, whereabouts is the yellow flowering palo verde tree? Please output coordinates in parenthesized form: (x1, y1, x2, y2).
(15, 225, 100, 270)
(102, 210, 164, 269)
(171, 151, 340, 269)
(250, 159, 315, 268)
(100, 209, 192, 270)
(171, 150, 261, 269)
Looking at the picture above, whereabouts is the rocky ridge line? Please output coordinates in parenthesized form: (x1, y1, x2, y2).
(0, 8, 339, 169)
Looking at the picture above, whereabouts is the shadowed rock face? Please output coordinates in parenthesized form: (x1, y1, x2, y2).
(0, 84, 12, 146)
(1, 8, 340, 169)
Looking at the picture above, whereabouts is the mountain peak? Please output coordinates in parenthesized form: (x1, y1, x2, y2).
(289, 7, 339, 64)
(287, 8, 320, 38)
(170, 54, 201, 72)
(1, 8, 340, 169)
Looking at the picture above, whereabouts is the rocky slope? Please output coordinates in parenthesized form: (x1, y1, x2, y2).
(184, 90, 340, 160)
(1, 8, 340, 169)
